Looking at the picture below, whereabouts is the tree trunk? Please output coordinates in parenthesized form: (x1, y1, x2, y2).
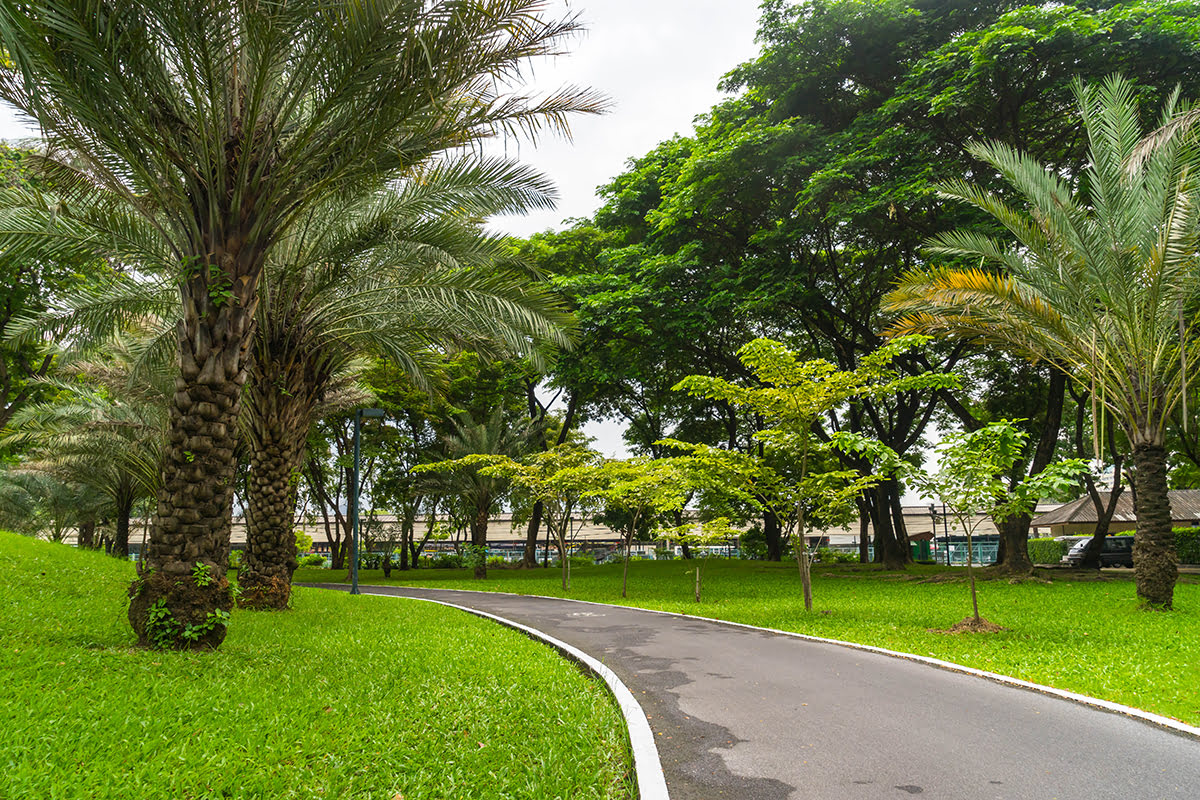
(471, 503, 489, 579)
(521, 500, 544, 568)
(889, 484, 912, 563)
(871, 481, 910, 569)
(1131, 442, 1178, 608)
(995, 514, 1034, 574)
(239, 365, 314, 610)
(113, 494, 132, 560)
(78, 520, 95, 550)
(1079, 480, 1122, 569)
(130, 283, 254, 648)
(856, 498, 870, 563)
(763, 509, 783, 561)
(995, 368, 1066, 574)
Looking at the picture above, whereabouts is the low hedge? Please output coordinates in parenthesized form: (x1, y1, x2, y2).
(1175, 527, 1200, 564)
(1031, 528, 1200, 565)
(1028, 537, 1066, 564)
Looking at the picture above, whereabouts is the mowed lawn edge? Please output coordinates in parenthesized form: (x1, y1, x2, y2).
(299, 558, 1200, 727)
(0, 533, 634, 800)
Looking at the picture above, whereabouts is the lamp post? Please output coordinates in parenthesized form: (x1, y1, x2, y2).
(928, 503, 938, 564)
(929, 502, 952, 565)
(350, 407, 385, 595)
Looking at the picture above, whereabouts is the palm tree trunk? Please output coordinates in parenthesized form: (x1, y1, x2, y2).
(78, 520, 95, 550)
(240, 429, 305, 608)
(114, 491, 133, 560)
(128, 274, 256, 649)
(239, 366, 314, 610)
(1131, 442, 1178, 608)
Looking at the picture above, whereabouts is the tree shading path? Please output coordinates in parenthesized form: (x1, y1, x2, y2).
(310, 585, 1200, 800)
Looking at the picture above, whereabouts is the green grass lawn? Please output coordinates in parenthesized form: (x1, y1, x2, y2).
(0, 533, 632, 800)
(297, 558, 1200, 727)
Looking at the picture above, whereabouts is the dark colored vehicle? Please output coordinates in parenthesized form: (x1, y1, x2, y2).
(1062, 535, 1135, 568)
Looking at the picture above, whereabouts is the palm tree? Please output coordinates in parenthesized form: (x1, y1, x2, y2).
(238, 158, 571, 608)
(0, 0, 601, 647)
(440, 409, 532, 579)
(884, 76, 1200, 608)
(1, 154, 570, 607)
(2, 335, 168, 558)
(0, 466, 106, 542)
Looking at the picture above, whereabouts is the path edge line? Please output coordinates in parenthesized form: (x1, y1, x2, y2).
(355, 585, 1200, 742)
(334, 588, 670, 800)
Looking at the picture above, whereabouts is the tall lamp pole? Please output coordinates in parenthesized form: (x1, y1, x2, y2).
(350, 408, 385, 595)
(928, 504, 938, 565)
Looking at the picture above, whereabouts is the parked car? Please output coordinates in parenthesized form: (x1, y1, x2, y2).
(1061, 535, 1135, 567)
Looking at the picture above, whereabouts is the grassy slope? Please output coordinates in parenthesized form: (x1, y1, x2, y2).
(0, 533, 632, 800)
(297, 559, 1200, 726)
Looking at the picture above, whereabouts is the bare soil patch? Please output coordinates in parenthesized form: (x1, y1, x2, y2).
(930, 616, 1008, 634)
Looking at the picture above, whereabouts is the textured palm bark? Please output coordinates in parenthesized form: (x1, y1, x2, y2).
(129, 256, 259, 649)
(238, 359, 317, 610)
(131, 362, 242, 646)
(78, 520, 96, 550)
(1131, 442, 1178, 608)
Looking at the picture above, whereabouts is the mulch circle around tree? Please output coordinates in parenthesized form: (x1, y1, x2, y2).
(929, 616, 1008, 634)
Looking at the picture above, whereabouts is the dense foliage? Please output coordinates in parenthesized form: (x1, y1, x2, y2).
(524, 0, 1200, 573)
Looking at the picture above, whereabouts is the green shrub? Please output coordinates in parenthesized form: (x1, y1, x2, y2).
(1175, 527, 1200, 564)
(228, 549, 243, 570)
(486, 555, 509, 567)
(1028, 537, 1066, 564)
(738, 526, 768, 560)
(816, 547, 855, 564)
(297, 554, 325, 568)
(431, 552, 463, 569)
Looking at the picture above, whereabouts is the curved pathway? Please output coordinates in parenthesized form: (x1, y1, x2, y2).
(309, 585, 1200, 800)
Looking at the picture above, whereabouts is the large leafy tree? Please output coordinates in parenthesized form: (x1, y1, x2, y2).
(714, 0, 1200, 569)
(0, 0, 598, 647)
(886, 76, 1200, 609)
(674, 336, 955, 580)
(538, 0, 1200, 569)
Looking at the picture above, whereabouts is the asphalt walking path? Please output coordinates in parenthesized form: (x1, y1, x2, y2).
(309, 584, 1200, 800)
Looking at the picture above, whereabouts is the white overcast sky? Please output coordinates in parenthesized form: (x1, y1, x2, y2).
(0, 1, 766, 457)
(486, 1, 764, 236)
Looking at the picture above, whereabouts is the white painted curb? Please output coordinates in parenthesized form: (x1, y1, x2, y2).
(353, 589, 670, 800)
(366, 585, 1200, 743)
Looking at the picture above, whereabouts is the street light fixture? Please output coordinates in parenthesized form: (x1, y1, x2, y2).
(928, 503, 938, 564)
(929, 502, 950, 566)
(350, 407, 386, 595)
